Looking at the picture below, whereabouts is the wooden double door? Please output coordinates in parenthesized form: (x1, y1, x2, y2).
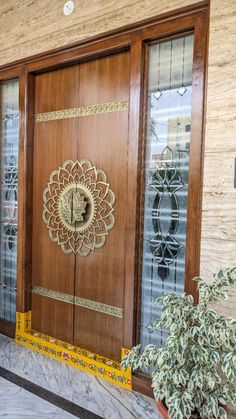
(31, 50, 131, 362)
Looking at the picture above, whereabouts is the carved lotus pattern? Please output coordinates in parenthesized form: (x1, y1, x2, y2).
(42, 160, 115, 256)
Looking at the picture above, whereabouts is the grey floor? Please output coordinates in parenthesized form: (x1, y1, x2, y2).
(0, 376, 78, 418)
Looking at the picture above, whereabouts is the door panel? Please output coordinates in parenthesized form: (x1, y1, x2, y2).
(31, 51, 131, 360)
(74, 308, 122, 362)
(31, 66, 80, 343)
(74, 52, 130, 360)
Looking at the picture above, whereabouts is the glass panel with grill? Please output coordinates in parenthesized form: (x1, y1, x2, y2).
(140, 35, 194, 349)
(0, 80, 19, 323)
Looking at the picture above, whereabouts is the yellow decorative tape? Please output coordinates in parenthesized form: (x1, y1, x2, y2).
(15, 311, 132, 390)
(35, 100, 129, 122)
(16, 311, 31, 334)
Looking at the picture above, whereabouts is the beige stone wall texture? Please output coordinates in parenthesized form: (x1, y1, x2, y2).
(1, 0, 236, 353)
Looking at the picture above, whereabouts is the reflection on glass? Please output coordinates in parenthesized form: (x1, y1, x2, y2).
(0, 80, 19, 323)
(140, 36, 194, 349)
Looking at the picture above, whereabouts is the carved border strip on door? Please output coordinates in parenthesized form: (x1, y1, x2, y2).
(32, 285, 123, 318)
(35, 100, 129, 122)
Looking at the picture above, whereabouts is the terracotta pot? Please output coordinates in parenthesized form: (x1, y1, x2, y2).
(156, 399, 169, 419)
(156, 399, 227, 419)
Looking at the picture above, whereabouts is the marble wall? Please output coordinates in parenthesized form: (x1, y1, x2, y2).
(200, 0, 236, 322)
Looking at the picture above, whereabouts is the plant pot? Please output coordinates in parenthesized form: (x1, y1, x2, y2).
(156, 399, 227, 419)
(156, 399, 169, 419)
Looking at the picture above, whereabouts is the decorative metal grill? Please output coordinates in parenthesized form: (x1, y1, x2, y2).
(140, 35, 194, 350)
(0, 80, 19, 323)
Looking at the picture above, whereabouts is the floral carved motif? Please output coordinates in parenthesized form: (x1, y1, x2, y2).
(42, 160, 115, 256)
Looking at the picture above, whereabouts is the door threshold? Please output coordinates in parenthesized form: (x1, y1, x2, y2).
(15, 311, 132, 390)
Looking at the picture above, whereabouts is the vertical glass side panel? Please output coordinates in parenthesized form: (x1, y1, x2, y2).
(140, 35, 194, 349)
(0, 80, 19, 323)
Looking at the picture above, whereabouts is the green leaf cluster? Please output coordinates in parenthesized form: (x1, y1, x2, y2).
(122, 267, 236, 419)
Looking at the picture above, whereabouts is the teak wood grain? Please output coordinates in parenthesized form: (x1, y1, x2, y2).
(0, 2, 209, 397)
(17, 71, 34, 313)
(73, 52, 130, 360)
(31, 66, 80, 343)
(122, 40, 143, 350)
(184, 10, 209, 300)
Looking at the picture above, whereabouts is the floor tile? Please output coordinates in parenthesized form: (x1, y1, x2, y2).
(0, 376, 78, 418)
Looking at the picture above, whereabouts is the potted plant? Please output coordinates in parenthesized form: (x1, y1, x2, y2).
(122, 267, 236, 419)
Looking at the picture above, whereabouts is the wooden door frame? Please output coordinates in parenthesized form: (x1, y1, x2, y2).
(0, 0, 209, 396)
